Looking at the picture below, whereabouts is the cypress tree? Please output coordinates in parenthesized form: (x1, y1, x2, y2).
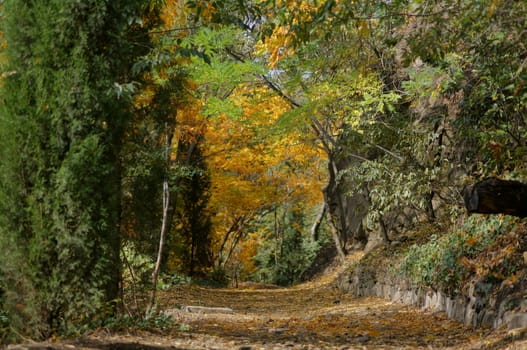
(177, 141, 213, 276)
(0, 0, 154, 337)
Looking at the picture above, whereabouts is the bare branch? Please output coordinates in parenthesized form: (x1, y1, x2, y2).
(374, 144, 404, 162)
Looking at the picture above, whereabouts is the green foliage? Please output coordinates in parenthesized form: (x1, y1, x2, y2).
(199, 268, 230, 287)
(172, 142, 214, 276)
(402, 55, 464, 100)
(122, 15, 217, 280)
(202, 97, 243, 119)
(345, 157, 439, 226)
(122, 243, 194, 295)
(182, 25, 265, 119)
(165, 273, 193, 287)
(122, 243, 156, 290)
(398, 216, 519, 294)
(253, 208, 320, 286)
(83, 309, 174, 335)
(400, 0, 527, 176)
(0, 0, 157, 338)
(0, 310, 9, 335)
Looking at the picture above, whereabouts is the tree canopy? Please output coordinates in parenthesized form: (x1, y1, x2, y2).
(0, 0, 525, 341)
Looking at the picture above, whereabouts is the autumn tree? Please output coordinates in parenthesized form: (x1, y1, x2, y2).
(121, 0, 216, 293)
(175, 15, 327, 282)
(120, 0, 527, 289)
(246, 0, 402, 253)
(256, 0, 527, 253)
(202, 82, 326, 281)
(0, 0, 156, 337)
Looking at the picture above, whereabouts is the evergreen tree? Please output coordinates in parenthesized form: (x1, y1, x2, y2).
(253, 208, 319, 286)
(173, 139, 213, 277)
(0, 0, 155, 337)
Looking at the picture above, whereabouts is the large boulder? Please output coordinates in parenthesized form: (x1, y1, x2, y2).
(463, 177, 527, 218)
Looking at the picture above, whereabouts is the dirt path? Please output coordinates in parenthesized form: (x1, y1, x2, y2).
(64, 280, 527, 350)
(152, 283, 487, 349)
(11, 259, 526, 349)
(13, 282, 527, 350)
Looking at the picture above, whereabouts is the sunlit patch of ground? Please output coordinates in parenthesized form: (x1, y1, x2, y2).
(149, 283, 486, 349)
(13, 252, 527, 349)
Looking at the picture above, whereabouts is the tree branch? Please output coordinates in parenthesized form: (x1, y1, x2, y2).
(374, 144, 404, 162)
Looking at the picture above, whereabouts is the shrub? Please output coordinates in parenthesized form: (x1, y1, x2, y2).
(253, 227, 320, 286)
(398, 215, 519, 294)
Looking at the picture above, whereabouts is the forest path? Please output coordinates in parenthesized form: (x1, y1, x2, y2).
(81, 255, 511, 350)
(14, 256, 526, 349)
(79, 279, 527, 350)
(142, 282, 486, 349)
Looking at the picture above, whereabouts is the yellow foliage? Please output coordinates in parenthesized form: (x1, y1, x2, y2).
(255, 25, 296, 68)
(357, 19, 370, 37)
(237, 234, 259, 278)
(198, 1, 216, 22)
(205, 84, 326, 268)
(160, 0, 187, 30)
(137, 0, 327, 273)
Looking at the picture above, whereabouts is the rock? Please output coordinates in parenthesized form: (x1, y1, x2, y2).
(181, 305, 234, 314)
(356, 335, 370, 343)
(508, 326, 527, 339)
(504, 312, 527, 330)
(7, 345, 83, 350)
(268, 328, 288, 334)
(462, 177, 527, 217)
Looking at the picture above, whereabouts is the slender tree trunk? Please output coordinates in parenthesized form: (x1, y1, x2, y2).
(223, 230, 245, 269)
(273, 208, 278, 266)
(216, 216, 244, 268)
(378, 216, 390, 244)
(147, 125, 173, 315)
(310, 202, 326, 242)
(190, 233, 196, 276)
(121, 247, 139, 314)
(424, 191, 436, 222)
(326, 208, 346, 261)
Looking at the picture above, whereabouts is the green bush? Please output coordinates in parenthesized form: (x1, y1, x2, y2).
(165, 273, 193, 287)
(79, 309, 174, 336)
(122, 243, 156, 291)
(0, 310, 10, 343)
(398, 215, 518, 294)
(253, 225, 320, 286)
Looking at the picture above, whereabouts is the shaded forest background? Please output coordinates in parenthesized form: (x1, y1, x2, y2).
(0, 0, 525, 342)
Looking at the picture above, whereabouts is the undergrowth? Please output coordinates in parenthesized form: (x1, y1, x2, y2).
(92, 312, 174, 334)
(398, 215, 521, 294)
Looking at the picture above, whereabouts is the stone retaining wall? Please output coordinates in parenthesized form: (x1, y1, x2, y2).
(337, 263, 527, 330)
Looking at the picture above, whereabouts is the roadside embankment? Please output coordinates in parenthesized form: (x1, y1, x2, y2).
(336, 218, 527, 332)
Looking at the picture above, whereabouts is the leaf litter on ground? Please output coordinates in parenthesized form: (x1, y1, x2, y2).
(12, 253, 527, 349)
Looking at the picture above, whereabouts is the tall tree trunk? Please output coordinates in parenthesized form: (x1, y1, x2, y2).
(323, 150, 370, 253)
(378, 216, 391, 244)
(325, 202, 346, 261)
(147, 126, 173, 314)
(424, 191, 436, 221)
(310, 203, 326, 242)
